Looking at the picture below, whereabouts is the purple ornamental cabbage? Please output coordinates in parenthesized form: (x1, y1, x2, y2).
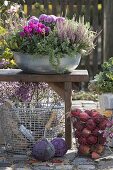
(32, 138, 55, 161)
(51, 137, 68, 157)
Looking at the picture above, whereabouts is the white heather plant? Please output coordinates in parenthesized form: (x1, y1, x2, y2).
(5, 14, 97, 71)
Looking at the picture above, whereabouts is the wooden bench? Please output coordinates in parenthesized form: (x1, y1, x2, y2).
(0, 69, 89, 148)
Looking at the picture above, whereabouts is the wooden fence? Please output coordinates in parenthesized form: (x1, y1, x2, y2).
(13, 0, 104, 79)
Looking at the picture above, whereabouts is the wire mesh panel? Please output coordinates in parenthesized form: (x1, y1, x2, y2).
(0, 82, 65, 154)
(0, 101, 65, 154)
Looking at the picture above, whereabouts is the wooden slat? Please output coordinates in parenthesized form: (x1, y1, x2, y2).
(44, 0, 49, 14)
(48, 83, 65, 100)
(64, 82, 72, 149)
(68, 0, 74, 18)
(83, 0, 91, 76)
(51, 0, 57, 15)
(100, 0, 104, 64)
(26, 1, 32, 16)
(84, 0, 90, 22)
(0, 69, 89, 83)
(92, 0, 99, 77)
(60, 0, 67, 17)
(76, 0, 83, 20)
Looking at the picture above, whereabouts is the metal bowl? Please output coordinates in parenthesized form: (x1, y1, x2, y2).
(14, 52, 81, 74)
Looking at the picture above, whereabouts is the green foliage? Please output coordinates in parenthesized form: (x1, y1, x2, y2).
(0, 26, 16, 68)
(0, 26, 6, 34)
(89, 57, 113, 94)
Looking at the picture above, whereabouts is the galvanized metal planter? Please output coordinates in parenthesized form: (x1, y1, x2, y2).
(99, 93, 113, 110)
(14, 52, 81, 74)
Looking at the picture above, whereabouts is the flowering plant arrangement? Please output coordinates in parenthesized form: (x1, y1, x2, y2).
(5, 14, 96, 71)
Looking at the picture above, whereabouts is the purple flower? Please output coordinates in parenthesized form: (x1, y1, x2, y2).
(23, 26, 33, 35)
(35, 27, 43, 34)
(0, 59, 9, 68)
(37, 23, 45, 29)
(33, 22, 51, 35)
(106, 121, 112, 128)
(39, 14, 48, 22)
(44, 15, 54, 23)
(0, 62, 4, 69)
(28, 16, 39, 25)
(56, 17, 65, 23)
(45, 26, 51, 33)
(50, 15, 57, 22)
(19, 31, 26, 37)
(109, 132, 113, 138)
(103, 131, 109, 138)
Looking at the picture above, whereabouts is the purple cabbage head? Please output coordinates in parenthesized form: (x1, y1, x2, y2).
(51, 137, 68, 157)
(32, 138, 55, 161)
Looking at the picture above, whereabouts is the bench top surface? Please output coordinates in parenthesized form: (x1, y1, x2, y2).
(0, 69, 89, 82)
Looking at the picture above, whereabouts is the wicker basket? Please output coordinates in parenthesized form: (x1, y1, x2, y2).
(0, 100, 64, 154)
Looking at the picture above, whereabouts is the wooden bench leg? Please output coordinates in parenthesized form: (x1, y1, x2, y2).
(64, 82, 72, 149)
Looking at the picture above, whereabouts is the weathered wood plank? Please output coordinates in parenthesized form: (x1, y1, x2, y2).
(76, 0, 82, 20)
(26, 1, 32, 16)
(48, 83, 65, 100)
(0, 69, 89, 82)
(101, 0, 104, 64)
(83, 0, 91, 76)
(60, 0, 67, 17)
(103, 0, 113, 60)
(92, 0, 99, 76)
(84, 0, 90, 22)
(51, 0, 57, 15)
(64, 82, 72, 149)
(68, 0, 74, 18)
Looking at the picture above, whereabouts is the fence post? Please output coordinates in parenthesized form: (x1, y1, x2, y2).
(103, 0, 113, 61)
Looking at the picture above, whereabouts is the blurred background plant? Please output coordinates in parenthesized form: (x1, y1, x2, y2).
(0, 81, 61, 105)
(89, 57, 113, 94)
(0, 0, 25, 69)
(72, 91, 98, 101)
